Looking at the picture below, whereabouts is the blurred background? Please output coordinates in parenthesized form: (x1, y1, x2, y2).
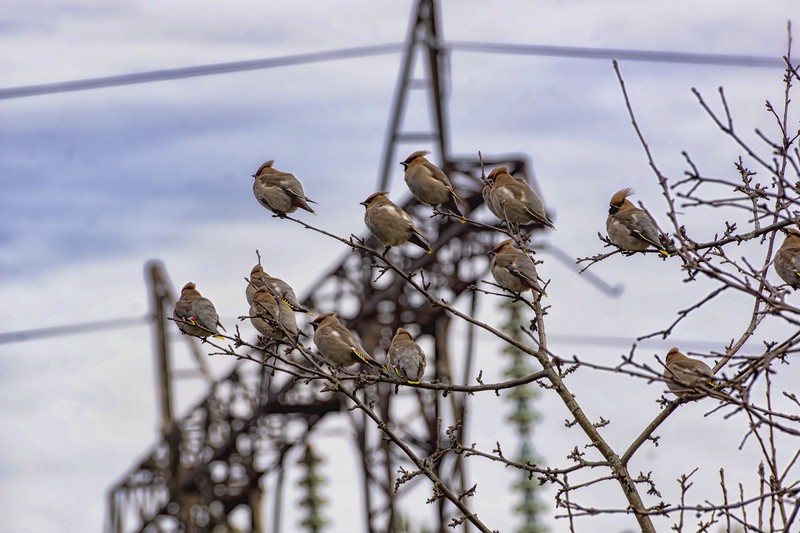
(1, 1, 797, 531)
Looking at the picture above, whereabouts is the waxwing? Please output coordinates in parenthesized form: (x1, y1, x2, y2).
(485, 167, 555, 229)
(173, 282, 226, 338)
(774, 228, 800, 289)
(387, 327, 427, 384)
(249, 286, 299, 340)
(246, 264, 310, 313)
(663, 347, 717, 398)
(361, 192, 432, 254)
(606, 188, 668, 256)
(400, 150, 464, 220)
(310, 312, 381, 368)
(252, 160, 316, 217)
(489, 239, 546, 296)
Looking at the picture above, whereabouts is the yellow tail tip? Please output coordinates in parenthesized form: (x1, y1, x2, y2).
(213, 335, 225, 340)
(406, 380, 420, 385)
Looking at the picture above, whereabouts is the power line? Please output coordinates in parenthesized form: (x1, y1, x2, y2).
(0, 313, 757, 353)
(448, 41, 783, 68)
(0, 41, 783, 101)
(0, 43, 403, 101)
(0, 315, 150, 345)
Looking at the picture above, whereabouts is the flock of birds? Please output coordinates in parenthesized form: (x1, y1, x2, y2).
(173, 150, 800, 395)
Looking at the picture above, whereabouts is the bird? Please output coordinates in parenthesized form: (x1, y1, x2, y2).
(774, 228, 800, 289)
(484, 167, 556, 229)
(252, 160, 316, 217)
(489, 239, 546, 296)
(246, 264, 311, 313)
(662, 347, 717, 398)
(310, 312, 382, 368)
(249, 286, 300, 341)
(173, 282, 226, 339)
(361, 192, 433, 255)
(606, 188, 669, 256)
(400, 150, 464, 221)
(387, 327, 427, 384)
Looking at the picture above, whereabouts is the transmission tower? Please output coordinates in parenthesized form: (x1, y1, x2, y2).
(106, 1, 555, 531)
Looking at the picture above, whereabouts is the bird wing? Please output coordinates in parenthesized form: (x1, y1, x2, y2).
(619, 211, 667, 253)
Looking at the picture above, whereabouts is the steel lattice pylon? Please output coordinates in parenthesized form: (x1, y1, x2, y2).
(106, 1, 554, 531)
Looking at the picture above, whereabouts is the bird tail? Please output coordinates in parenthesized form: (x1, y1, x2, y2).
(286, 190, 317, 214)
(291, 197, 317, 215)
(409, 231, 433, 254)
(444, 192, 465, 222)
(284, 299, 311, 314)
(528, 208, 556, 231)
(633, 230, 669, 256)
(353, 348, 383, 369)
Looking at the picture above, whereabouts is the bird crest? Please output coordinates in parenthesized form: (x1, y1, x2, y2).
(665, 346, 683, 364)
(393, 327, 413, 340)
(310, 312, 337, 329)
(360, 191, 390, 207)
(252, 160, 276, 177)
(489, 239, 514, 256)
(608, 188, 634, 214)
(400, 150, 431, 168)
(487, 167, 509, 181)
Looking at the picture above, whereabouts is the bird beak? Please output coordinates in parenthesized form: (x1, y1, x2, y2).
(487, 251, 496, 258)
(399, 162, 408, 169)
(251, 174, 257, 178)
(360, 200, 369, 207)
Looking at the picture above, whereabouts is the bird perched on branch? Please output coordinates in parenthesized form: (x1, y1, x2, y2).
(252, 160, 316, 217)
(173, 282, 226, 339)
(361, 192, 432, 255)
(311, 312, 382, 368)
(774, 227, 800, 289)
(400, 150, 464, 221)
(246, 264, 311, 314)
(484, 167, 556, 230)
(387, 327, 427, 385)
(662, 347, 718, 398)
(249, 286, 300, 341)
(489, 239, 546, 297)
(606, 188, 669, 256)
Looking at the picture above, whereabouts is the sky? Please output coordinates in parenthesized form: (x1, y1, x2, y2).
(1, 1, 798, 532)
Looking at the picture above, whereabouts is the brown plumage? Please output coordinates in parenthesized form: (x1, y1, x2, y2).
(252, 160, 316, 217)
(400, 150, 464, 221)
(606, 188, 669, 256)
(484, 167, 555, 229)
(774, 228, 800, 289)
(663, 347, 717, 398)
(173, 282, 226, 338)
(246, 264, 310, 313)
(249, 286, 299, 340)
(387, 327, 427, 384)
(310, 312, 381, 368)
(488, 239, 546, 296)
(361, 192, 432, 254)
